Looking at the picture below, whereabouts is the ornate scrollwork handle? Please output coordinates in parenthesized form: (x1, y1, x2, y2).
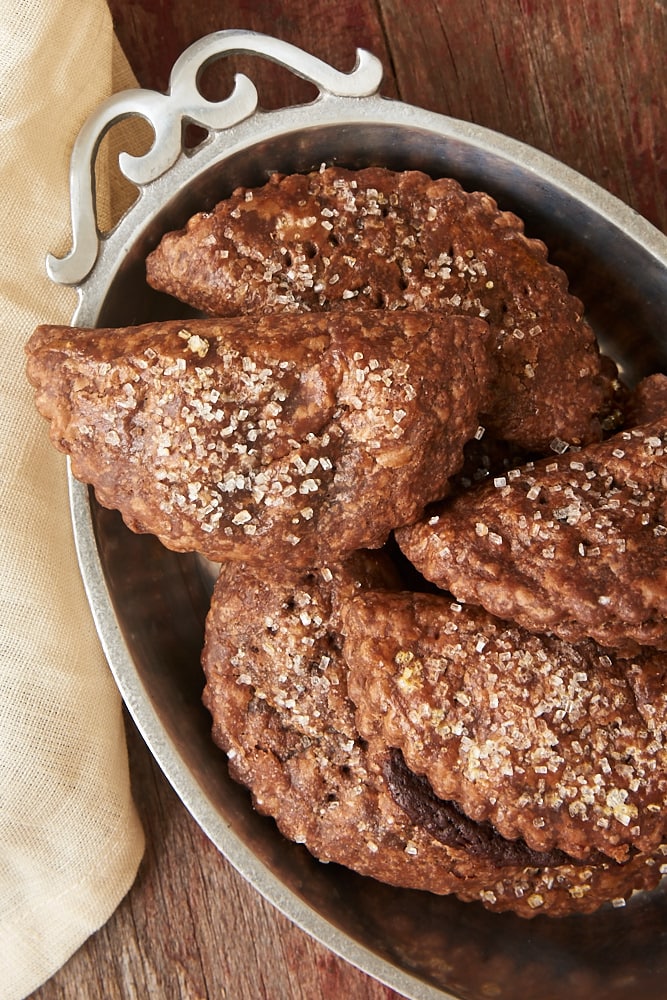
(47, 30, 384, 286)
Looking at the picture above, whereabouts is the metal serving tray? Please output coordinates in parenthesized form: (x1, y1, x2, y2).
(50, 30, 667, 1000)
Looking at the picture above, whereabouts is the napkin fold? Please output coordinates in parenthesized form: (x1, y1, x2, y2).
(0, 2, 145, 996)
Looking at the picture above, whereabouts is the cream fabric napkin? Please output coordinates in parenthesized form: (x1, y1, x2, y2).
(0, 2, 145, 997)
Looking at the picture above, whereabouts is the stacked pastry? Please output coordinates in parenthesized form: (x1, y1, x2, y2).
(26, 167, 667, 917)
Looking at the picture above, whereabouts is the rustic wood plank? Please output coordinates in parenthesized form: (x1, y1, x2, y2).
(106, 0, 667, 231)
(377, 0, 667, 231)
(29, 716, 398, 1000)
(28, 1, 666, 997)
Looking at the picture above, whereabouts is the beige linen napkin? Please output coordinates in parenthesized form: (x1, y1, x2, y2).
(0, 2, 145, 997)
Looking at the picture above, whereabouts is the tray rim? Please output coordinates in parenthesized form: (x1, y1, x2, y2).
(60, 42, 667, 1000)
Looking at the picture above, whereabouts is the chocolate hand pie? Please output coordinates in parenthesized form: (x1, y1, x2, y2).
(202, 559, 666, 917)
(145, 165, 614, 451)
(397, 417, 667, 653)
(26, 310, 491, 571)
(342, 588, 667, 864)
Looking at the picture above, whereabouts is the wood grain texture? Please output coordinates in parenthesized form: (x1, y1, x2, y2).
(104, 0, 667, 231)
(29, 718, 397, 1000)
(29, 1, 666, 998)
(376, 0, 667, 232)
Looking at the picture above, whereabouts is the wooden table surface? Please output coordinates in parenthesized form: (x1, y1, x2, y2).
(30, 2, 666, 999)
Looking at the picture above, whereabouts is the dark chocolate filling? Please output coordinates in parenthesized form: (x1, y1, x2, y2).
(384, 747, 606, 869)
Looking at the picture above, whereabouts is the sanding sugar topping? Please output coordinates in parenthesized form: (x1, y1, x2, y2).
(467, 427, 667, 556)
(346, 591, 667, 857)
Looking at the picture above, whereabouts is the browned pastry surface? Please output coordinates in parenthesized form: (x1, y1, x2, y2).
(396, 419, 667, 653)
(145, 165, 612, 451)
(623, 372, 667, 427)
(342, 589, 667, 863)
(25, 311, 491, 570)
(202, 559, 666, 916)
(201, 555, 478, 890)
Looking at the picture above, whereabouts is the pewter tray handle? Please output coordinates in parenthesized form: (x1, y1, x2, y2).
(47, 29, 384, 286)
